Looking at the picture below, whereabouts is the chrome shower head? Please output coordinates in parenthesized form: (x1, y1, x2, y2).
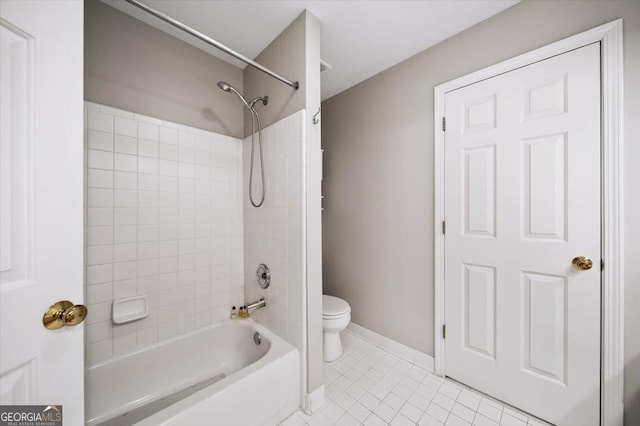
(217, 81, 250, 109)
(217, 81, 231, 92)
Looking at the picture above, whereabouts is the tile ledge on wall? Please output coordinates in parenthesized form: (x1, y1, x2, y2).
(345, 322, 435, 372)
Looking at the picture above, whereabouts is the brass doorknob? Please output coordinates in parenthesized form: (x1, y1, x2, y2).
(43, 301, 88, 330)
(572, 256, 593, 271)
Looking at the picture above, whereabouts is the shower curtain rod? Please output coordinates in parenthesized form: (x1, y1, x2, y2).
(124, 0, 300, 90)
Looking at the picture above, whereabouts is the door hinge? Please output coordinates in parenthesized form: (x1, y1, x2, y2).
(442, 117, 446, 132)
(601, 259, 604, 271)
(442, 221, 446, 235)
(442, 324, 446, 339)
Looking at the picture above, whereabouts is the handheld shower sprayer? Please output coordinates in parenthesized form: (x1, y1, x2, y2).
(217, 81, 268, 208)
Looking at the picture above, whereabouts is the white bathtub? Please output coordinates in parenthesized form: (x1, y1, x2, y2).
(85, 319, 300, 426)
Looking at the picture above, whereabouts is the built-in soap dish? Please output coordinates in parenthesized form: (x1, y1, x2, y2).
(112, 295, 149, 324)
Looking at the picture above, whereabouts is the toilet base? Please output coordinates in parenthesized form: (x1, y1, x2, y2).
(323, 331, 343, 362)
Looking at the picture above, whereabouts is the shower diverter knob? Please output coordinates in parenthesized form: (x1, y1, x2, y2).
(256, 264, 270, 289)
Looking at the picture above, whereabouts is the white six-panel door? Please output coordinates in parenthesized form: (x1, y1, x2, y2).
(444, 43, 601, 425)
(0, 1, 84, 424)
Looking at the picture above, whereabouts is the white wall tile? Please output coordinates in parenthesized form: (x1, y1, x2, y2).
(88, 110, 114, 133)
(114, 190, 137, 208)
(138, 157, 158, 174)
(138, 122, 159, 141)
(115, 117, 137, 137)
(87, 208, 113, 226)
(159, 127, 178, 144)
(114, 134, 137, 155)
(113, 243, 137, 263)
(88, 169, 113, 189)
(86, 339, 113, 365)
(115, 153, 137, 172)
(87, 264, 113, 285)
(87, 245, 113, 266)
(138, 139, 158, 158)
(87, 226, 114, 246)
(113, 278, 137, 299)
(136, 176, 156, 193)
(88, 130, 114, 152)
(84, 102, 243, 366)
(114, 226, 137, 244)
(114, 208, 137, 226)
(88, 149, 113, 170)
(114, 171, 137, 190)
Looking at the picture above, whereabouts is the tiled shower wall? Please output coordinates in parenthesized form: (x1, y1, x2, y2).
(84, 102, 244, 366)
(244, 111, 305, 350)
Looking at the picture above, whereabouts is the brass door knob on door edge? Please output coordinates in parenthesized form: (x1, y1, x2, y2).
(43, 301, 88, 330)
(572, 256, 593, 271)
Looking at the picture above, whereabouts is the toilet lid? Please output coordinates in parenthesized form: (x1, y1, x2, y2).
(323, 295, 351, 317)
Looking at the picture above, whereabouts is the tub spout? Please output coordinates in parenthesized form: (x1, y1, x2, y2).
(246, 298, 266, 312)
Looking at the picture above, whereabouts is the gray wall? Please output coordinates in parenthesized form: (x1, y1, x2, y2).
(243, 12, 306, 137)
(321, 1, 640, 424)
(84, 0, 243, 137)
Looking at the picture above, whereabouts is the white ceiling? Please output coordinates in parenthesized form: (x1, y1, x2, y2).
(104, 1, 519, 100)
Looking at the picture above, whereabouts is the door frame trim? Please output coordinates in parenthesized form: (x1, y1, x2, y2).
(433, 19, 624, 426)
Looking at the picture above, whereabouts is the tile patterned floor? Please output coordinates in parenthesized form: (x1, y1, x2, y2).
(281, 332, 551, 426)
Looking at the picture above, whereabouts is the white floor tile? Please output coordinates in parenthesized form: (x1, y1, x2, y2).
(373, 402, 397, 423)
(348, 401, 371, 423)
(356, 375, 376, 390)
(333, 375, 353, 391)
(446, 414, 471, 426)
(503, 407, 528, 422)
(415, 383, 437, 400)
(477, 400, 503, 422)
(363, 413, 388, 426)
(369, 383, 391, 400)
(334, 413, 360, 426)
(359, 392, 381, 411)
(457, 391, 481, 411)
(307, 412, 333, 426)
(399, 401, 423, 423)
(425, 402, 450, 423)
(408, 391, 431, 411)
(335, 392, 357, 411)
(280, 412, 306, 426)
(439, 380, 462, 400)
(382, 392, 405, 411)
(321, 401, 345, 422)
(500, 412, 527, 426)
(473, 413, 499, 426)
(392, 382, 414, 400)
(391, 413, 416, 426)
(419, 412, 445, 426)
(316, 332, 550, 426)
(432, 393, 456, 411)
(452, 402, 476, 423)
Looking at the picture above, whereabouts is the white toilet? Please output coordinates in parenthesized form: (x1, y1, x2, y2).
(322, 294, 351, 362)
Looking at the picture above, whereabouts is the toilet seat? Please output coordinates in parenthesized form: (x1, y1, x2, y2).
(323, 295, 350, 317)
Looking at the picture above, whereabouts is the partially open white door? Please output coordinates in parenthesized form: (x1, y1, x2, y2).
(0, 1, 85, 424)
(444, 43, 601, 425)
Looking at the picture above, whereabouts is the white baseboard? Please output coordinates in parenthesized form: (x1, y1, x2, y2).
(303, 385, 325, 414)
(345, 322, 435, 372)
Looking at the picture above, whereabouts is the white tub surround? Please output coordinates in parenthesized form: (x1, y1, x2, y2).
(86, 319, 299, 426)
(84, 102, 244, 366)
(243, 110, 305, 350)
